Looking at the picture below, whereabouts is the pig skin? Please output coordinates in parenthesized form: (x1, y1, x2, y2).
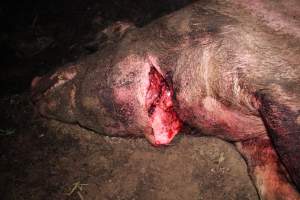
(31, 0, 300, 199)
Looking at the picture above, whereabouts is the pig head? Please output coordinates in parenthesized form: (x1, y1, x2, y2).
(32, 0, 300, 199)
(31, 49, 182, 145)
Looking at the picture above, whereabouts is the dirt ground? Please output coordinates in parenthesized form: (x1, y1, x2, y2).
(0, 95, 259, 200)
(0, 0, 259, 199)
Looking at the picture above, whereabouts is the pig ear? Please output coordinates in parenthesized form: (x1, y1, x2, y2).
(102, 21, 135, 39)
(254, 91, 300, 191)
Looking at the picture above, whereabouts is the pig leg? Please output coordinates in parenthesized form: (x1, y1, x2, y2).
(254, 92, 300, 191)
(236, 136, 300, 200)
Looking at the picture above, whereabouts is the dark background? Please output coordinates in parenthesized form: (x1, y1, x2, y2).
(0, 0, 195, 95)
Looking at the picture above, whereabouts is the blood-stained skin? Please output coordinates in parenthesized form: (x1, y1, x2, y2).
(237, 136, 300, 200)
(255, 92, 300, 193)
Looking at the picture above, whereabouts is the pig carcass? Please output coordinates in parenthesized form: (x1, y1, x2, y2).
(31, 0, 300, 199)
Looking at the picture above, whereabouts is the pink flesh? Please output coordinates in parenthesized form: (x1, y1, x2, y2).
(146, 67, 182, 145)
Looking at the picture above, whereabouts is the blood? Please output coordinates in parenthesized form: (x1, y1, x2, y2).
(146, 66, 182, 145)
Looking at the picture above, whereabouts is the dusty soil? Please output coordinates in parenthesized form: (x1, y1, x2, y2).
(0, 95, 259, 200)
(0, 0, 259, 199)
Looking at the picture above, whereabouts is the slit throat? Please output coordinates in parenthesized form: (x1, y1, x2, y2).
(145, 66, 182, 145)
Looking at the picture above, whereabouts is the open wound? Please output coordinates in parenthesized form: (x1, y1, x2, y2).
(146, 66, 182, 145)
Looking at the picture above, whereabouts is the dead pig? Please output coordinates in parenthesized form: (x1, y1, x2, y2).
(31, 0, 300, 199)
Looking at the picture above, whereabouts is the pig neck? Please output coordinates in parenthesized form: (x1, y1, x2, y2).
(145, 66, 182, 145)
